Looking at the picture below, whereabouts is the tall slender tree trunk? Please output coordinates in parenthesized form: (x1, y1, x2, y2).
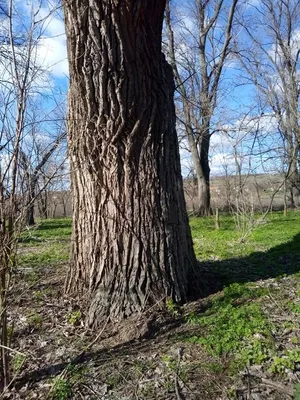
(286, 136, 300, 208)
(191, 149, 210, 217)
(197, 127, 211, 216)
(183, 111, 211, 216)
(63, 0, 199, 327)
(289, 158, 300, 208)
(165, 4, 211, 217)
(39, 197, 48, 219)
(26, 178, 36, 226)
(38, 182, 49, 219)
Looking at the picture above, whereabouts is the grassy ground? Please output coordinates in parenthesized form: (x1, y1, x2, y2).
(5, 212, 300, 399)
(191, 212, 300, 284)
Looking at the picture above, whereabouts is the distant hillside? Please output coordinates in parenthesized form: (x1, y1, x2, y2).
(36, 174, 294, 219)
(184, 173, 289, 212)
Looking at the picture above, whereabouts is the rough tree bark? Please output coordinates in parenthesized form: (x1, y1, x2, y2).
(63, 0, 200, 326)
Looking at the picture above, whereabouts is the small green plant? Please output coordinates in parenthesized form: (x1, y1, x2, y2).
(203, 361, 224, 374)
(67, 363, 87, 385)
(28, 313, 42, 327)
(12, 354, 26, 373)
(185, 283, 274, 371)
(33, 290, 43, 300)
(162, 354, 177, 371)
(227, 387, 238, 399)
(232, 338, 270, 374)
(106, 373, 119, 388)
(288, 302, 300, 313)
(163, 376, 175, 392)
(282, 321, 294, 329)
(166, 297, 181, 317)
(294, 383, 300, 400)
(139, 381, 156, 398)
(27, 271, 39, 283)
(50, 377, 72, 400)
(269, 349, 300, 374)
(291, 336, 299, 344)
(161, 353, 188, 383)
(50, 364, 88, 399)
(67, 310, 82, 326)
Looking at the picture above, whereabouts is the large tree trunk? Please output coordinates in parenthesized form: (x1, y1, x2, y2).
(63, 0, 199, 327)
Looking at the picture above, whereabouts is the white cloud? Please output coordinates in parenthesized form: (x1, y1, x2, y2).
(210, 153, 236, 175)
(37, 34, 68, 78)
(245, 0, 261, 6)
(0, 1, 68, 88)
(0, 42, 55, 94)
(34, 5, 68, 78)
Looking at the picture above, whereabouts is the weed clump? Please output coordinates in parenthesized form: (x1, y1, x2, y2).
(186, 283, 274, 371)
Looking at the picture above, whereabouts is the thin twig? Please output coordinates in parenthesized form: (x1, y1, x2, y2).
(174, 347, 185, 400)
(0, 345, 26, 356)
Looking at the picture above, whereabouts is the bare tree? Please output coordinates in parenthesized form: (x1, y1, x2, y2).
(63, 0, 200, 327)
(237, 0, 300, 207)
(0, 0, 67, 388)
(0, 0, 36, 384)
(165, 0, 238, 216)
(20, 121, 67, 225)
(38, 156, 70, 219)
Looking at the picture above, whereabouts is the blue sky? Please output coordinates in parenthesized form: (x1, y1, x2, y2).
(169, 0, 298, 177)
(2, 0, 296, 178)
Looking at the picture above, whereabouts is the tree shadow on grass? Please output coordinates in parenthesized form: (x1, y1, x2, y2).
(200, 231, 300, 292)
(36, 222, 72, 230)
(13, 232, 300, 390)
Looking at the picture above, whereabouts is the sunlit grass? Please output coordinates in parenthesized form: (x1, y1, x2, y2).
(190, 210, 300, 260)
(19, 218, 72, 267)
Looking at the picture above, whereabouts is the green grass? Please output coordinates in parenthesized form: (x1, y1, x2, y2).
(185, 283, 275, 372)
(186, 210, 300, 376)
(190, 211, 300, 259)
(15, 212, 300, 391)
(19, 218, 72, 268)
(191, 210, 300, 284)
(18, 211, 300, 279)
(19, 243, 70, 267)
(21, 218, 72, 242)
